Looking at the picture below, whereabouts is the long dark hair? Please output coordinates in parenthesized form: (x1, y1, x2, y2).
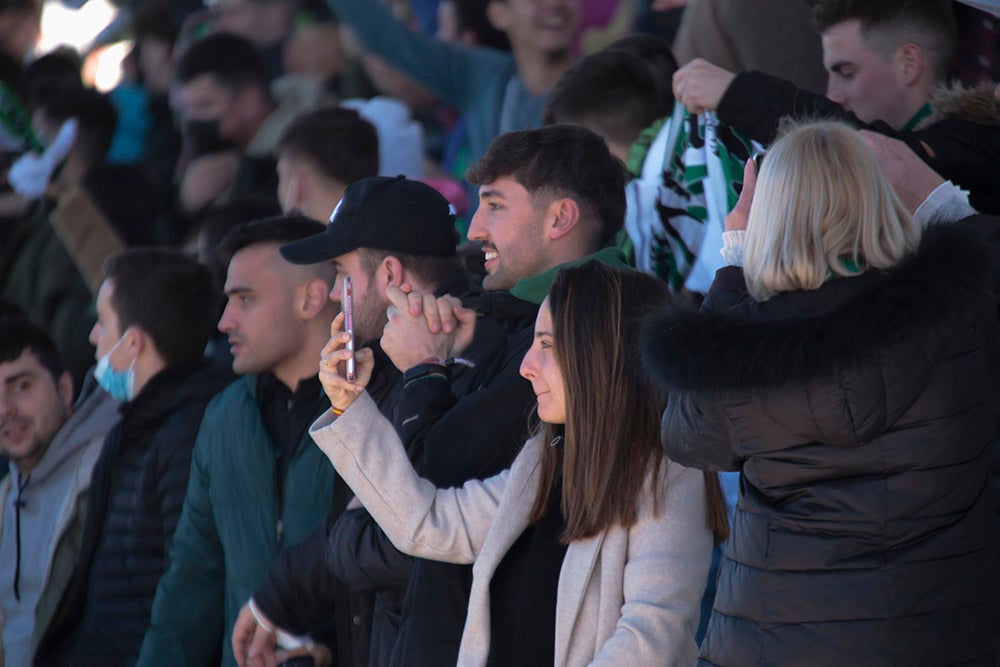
(528, 261, 729, 544)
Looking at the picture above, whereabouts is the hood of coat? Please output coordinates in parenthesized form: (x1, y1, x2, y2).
(919, 81, 1000, 129)
(642, 223, 996, 444)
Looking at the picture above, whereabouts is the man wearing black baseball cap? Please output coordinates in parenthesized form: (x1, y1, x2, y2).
(235, 125, 632, 666)
(232, 175, 508, 666)
(280, 175, 463, 344)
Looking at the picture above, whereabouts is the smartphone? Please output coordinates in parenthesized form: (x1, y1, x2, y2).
(342, 276, 355, 382)
(752, 150, 766, 174)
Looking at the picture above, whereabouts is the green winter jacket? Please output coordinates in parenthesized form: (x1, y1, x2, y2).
(136, 375, 335, 667)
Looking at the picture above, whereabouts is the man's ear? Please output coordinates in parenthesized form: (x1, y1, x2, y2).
(290, 169, 308, 205)
(486, 0, 510, 32)
(897, 43, 924, 86)
(125, 327, 146, 358)
(57, 371, 74, 411)
(380, 255, 406, 289)
(547, 197, 581, 241)
(300, 277, 330, 318)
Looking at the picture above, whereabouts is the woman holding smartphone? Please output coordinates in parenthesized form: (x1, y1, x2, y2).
(313, 261, 727, 666)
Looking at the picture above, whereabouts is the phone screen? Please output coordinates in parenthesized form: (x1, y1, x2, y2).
(342, 276, 355, 382)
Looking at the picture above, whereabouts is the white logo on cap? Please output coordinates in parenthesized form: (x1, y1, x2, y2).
(329, 198, 344, 224)
(448, 203, 456, 217)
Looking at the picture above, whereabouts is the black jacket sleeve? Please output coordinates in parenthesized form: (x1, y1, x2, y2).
(717, 71, 1000, 215)
(325, 508, 414, 593)
(253, 515, 340, 635)
(716, 70, 865, 144)
(661, 391, 742, 472)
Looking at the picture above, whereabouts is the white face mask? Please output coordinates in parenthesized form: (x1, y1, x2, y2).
(93, 329, 136, 401)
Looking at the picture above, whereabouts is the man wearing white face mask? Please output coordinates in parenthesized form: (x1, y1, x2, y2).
(34, 249, 232, 667)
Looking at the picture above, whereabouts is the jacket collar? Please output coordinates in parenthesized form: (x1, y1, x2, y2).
(918, 81, 1000, 130)
(509, 246, 629, 305)
(643, 223, 993, 394)
(120, 360, 231, 431)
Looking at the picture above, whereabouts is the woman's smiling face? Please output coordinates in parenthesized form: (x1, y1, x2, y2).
(519, 297, 566, 425)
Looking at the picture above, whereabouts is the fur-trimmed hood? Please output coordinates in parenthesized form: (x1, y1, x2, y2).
(918, 81, 1000, 129)
(642, 223, 994, 396)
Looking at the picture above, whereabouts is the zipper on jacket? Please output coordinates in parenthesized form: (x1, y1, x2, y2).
(13, 474, 29, 601)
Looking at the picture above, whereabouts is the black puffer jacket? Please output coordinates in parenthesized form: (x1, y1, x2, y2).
(35, 361, 232, 667)
(716, 71, 1000, 215)
(644, 221, 1000, 666)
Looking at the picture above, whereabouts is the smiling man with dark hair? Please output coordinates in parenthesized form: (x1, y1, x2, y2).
(0, 319, 118, 667)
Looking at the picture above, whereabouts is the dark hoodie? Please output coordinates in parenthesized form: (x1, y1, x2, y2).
(35, 360, 232, 667)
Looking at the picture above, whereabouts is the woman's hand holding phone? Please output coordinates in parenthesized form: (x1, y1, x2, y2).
(318, 311, 373, 413)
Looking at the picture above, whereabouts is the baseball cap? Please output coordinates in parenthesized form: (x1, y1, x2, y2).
(280, 176, 458, 264)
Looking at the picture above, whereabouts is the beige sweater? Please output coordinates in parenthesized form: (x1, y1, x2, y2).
(310, 392, 714, 666)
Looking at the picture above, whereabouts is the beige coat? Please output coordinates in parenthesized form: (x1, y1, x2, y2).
(310, 392, 714, 666)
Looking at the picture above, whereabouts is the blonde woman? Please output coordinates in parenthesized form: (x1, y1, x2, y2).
(644, 120, 1000, 666)
(314, 261, 728, 666)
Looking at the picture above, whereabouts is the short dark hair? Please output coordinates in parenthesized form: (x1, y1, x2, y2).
(544, 49, 669, 149)
(24, 47, 82, 96)
(174, 32, 270, 93)
(276, 107, 380, 185)
(102, 249, 218, 366)
(812, 0, 957, 81)
(194, 196, 283, 291)
(357, 247, 464, 291)
(466, 125, 627, 249)
(31, 81, 117, 165)
(132, 0, 177, 46)
(218, 213, 335, 282)
(0, 318, 65, 382)
(0, 298, 26, 320)
(607, 34, 678, 109)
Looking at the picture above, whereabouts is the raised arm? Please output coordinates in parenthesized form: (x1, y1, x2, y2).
(328, 0, 512, 109)
(310, 392, 508, 562)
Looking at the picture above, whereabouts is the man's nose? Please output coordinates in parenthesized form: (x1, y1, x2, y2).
(0, 393, 12, 419)
(218, 303, 235, 333)
(467, 210, 487, 242)
(826, 79, 845, 104)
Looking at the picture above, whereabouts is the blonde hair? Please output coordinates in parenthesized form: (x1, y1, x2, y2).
(743, 121, 920, 302)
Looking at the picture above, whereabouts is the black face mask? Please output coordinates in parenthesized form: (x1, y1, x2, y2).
(184, 118, 238, 157)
